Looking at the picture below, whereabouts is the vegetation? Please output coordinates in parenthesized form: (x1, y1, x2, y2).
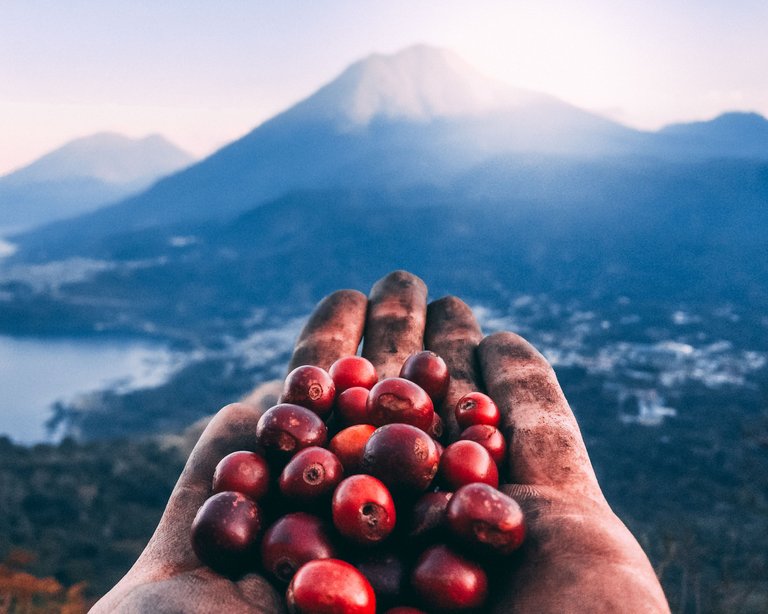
(0, 436, 184, 606)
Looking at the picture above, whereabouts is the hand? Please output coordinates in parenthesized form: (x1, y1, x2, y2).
(92, 271, 669, 613)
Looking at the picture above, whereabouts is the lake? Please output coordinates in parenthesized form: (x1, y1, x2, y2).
(0, 335, 180, 444)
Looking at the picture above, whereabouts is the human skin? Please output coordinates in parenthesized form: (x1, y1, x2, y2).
(91, 271, 670, 613)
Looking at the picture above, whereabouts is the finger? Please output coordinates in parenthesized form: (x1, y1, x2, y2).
(136, 401, 268, 570)
(361, 270, 428, 378)
(478, 332, 599, 493)
(288, 289, 368, 372)
(424, 296, 484, 441)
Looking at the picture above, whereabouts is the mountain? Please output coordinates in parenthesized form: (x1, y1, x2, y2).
(655, 112, 768, 159)
(0, 133, 194, 232)
(8, 45, 768, 265)
(286, 44, 559, 127)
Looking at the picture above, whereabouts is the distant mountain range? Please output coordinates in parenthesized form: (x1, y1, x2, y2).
(1, 45, 766, 338)
(0, 133, 193, 233)
(10, 45, 768, 262)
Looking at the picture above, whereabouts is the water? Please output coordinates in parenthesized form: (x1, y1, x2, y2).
(0, 335, 180, 444)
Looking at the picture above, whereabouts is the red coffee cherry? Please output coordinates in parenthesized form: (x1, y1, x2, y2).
(329, 424, 376, 474)
(281, 365, 336, 417)
(332, 475, 396, 545)
(446, 483, 526, 556)
(260, 512, 337, 583)
(279, 446, 344, 501)
(399, 351, 450, 403)
(361, 424, 440, 494)
(411, 544, 488, 611)
(191, 491, 262, 574)
(335, 386, 371, 425)
(212, 451, 270, 501)
(329, 356, 378, 392)
(256, 404, 328, 461)
(454, 391, 500, 429)
(287, 558, 376, 614)
(459, 424, 507, 465)
(438, 440, 499, 490)
(367, 378, 435, 432)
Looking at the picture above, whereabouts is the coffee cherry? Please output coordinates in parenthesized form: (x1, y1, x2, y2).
(329, 424, 376, 474)
(261, 512, 337, 583)
(399, 351, 450, 403)
(332, 475, 396, 545)
(191, 491, 262, 575)
(411, 544, 488, 611)
(438, 440, 499, 490)
(410, 491, 453, 542)
(329, 356, 378, 391)
(281, 365, 336, 417)
(256, 404, 328, 461)
(279, 446, 344, 501)
(361, 424, 440, 494)
(367, 378, 434, 432)
(335, 386, 371, 425)
(446, 483, 526, 556)
(212, 451, 270, 501)
(287, 559, 376, 614)
(356, 551, 407, 608)
(459, 424, 507, 465)
(384, 608, 426, 614)
(454, 392, 500, 429)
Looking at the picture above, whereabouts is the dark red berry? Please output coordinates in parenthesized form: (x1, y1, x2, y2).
(261, 512, 337, 583)
(410, 491, 453, 542)
(367, 378, 435, 433)
(281, 365, 336, 417)
(287, 558, 376, 614)
(329, 356, 378, 392)
(191, 491, 262, 574)
(361, 424, 440, 494)
(454, 392, 500, 429)
(459, 424, 507, 465)
(411, 544, 488, 611)
(332, 475, 396, 545)
(256, 404, 328, 461)
(279, 446, 344, 501)
(335, 386, 371, 425)
(438, 440, 499, 490)
(446, 483, 526, 555)
(212, 451, 270, 501)
(399, 351, 450, 403)
(356, 551, 407, 608)
(329, 424, 376, 474)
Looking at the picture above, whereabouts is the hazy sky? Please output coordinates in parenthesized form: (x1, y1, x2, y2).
(2, 0, 767, 175)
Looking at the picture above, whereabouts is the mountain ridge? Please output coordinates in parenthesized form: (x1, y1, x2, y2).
(1, 133, 194, 185)
(0, 133, 194, 232)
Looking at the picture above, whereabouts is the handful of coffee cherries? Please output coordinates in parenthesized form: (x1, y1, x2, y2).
(191, 351, 525, 613)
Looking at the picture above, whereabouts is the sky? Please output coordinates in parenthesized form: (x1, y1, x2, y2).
(2, 0, 767, 175)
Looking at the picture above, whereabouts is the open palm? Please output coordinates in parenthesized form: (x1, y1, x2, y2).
(93, 271, 668, 613)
